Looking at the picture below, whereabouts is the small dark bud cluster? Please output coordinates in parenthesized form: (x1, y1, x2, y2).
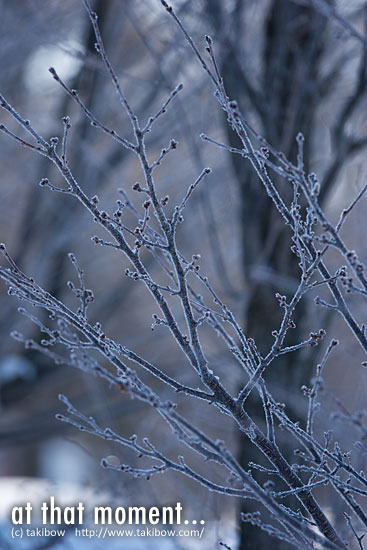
(161, 0, 172, 12)
(263, 480, 275, 491)
(241, 512, 261, 525)
(310, 329, 326, 347)
(125, 268, 139, 281)
(308, 173, 320, 196)
(346, 250, 365, 274)
(260, 147, 269, 159)
(133, 182, 143, 192)
(275, 293, 287, 308)
(340, 276, 353, 293)
(48, 67, 58, 79)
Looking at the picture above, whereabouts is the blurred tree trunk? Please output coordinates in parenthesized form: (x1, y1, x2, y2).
(206, 1, 328, 548)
